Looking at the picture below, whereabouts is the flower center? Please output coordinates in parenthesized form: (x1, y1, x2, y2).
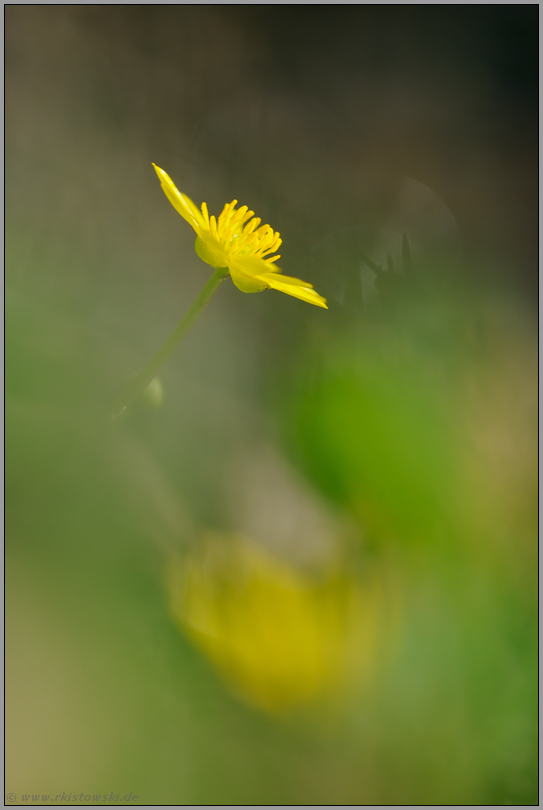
(201, 200, 282, 264)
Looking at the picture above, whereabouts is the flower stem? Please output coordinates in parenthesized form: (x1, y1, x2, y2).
(107, 267, 228, 430)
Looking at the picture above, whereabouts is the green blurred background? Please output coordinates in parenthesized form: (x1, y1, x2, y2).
(6, 6, 538, 805)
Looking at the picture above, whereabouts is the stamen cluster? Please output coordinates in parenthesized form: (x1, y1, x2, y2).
(202, 200, 282, 263)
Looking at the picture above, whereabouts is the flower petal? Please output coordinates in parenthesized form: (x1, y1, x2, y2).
(258, 270, 313, 287)
(229, 258, 268, 293)
(231, 255, 276, 277)
(258, 272, 328, 308)
(231, 256, 327, 306)
(152, 164, 206, 232)
(195, 235, 229, 269)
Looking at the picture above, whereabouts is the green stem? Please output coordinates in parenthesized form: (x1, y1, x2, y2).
(108, 267, 227, 429)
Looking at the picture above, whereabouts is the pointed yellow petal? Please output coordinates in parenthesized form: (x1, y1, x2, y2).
(152, 164, 206, 232)
(259, 272, 328, 308)
(258, 270, 313, 287)
(231, 258, 327, 306)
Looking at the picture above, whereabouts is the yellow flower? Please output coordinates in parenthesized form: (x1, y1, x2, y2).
(168, 533, 383, 714)
(153, 164, 327, 309)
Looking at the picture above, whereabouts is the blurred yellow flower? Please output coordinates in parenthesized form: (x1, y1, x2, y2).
(153, 164, 327, 308)
(168, 533, 383, 714)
